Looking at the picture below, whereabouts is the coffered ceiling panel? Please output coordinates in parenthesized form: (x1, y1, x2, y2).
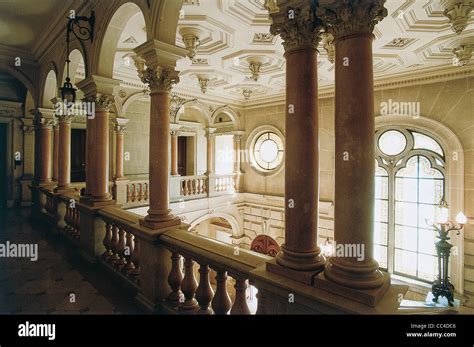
(108, 0, 474, 104)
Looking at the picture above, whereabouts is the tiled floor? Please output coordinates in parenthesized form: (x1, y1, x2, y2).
(0, 208, 143, 314)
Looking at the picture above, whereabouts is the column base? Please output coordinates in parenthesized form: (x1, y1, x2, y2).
(266, 258, 321, 285)
(82, 198, 116, 208)
(275, 243, 326, 272)
(314, 270, 391, 307)
(139, 209, 181, 230)
(324, 257, 387, 289)
(54, 185, 76, 194)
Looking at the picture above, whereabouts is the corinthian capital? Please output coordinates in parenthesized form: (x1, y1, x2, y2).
(85, 94, 114, 112)
(134, 56, 180, 93)
(317, 0, 387, 39)
(270, 5, 323, 52)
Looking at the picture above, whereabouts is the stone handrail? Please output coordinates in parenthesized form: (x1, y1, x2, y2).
(159, 228, 270, 314)
(95, 205, 270, 314)
(125, 180, 149, 207)
(210, 174, 237, 196)
(170, 175, 208, 202)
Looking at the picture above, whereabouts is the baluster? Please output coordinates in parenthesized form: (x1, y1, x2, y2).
(126, 184, 130, 203)
(203, 179, 207, 194)
(180, 257, 198, 313)
(102, 221, 112, 258)
(73, 209, 80, 238)
(167, 252, 184, 307)
(211, 269, 232, 315)
(130, 184, 136, 202)
(63, 205, 71, 233)
(131, 236, 140, 283)
(138, 183, 143, 201)
(192, 179, 196, 195)
(123, 231, 135, 273)
(187, 180, 192, 196)
(195, 264, 214, 314)
(116, 226, 127, 268)
(230, 277, 251, 315)
(144, 183, 148, 201)
(109, 224, 120, 263)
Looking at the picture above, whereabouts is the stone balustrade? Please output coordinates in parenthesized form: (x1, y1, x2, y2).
(125, 180, 149, 207)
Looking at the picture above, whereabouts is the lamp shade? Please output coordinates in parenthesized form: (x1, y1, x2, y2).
(60, 78, 76, 104)
(436, 198, 449, 224)
(455, 212, 467, 225)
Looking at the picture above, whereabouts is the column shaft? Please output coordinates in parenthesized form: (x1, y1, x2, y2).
(140, 91, 179, 229)
(170, 132, 179, 176)
(276, 46, 324, 271)
(116, 129, 125, 179)
(56, 117, 72, 191)
(52, 125, 59, 182)
(206, 133, 214, 175)
(324, 33, 385, 289)
(233, 135, 241, 173)
(90, 110, 111, 202)
(84, 116, 95, 197)
(38, 125, 53, 185)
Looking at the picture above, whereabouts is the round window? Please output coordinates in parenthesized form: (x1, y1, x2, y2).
(378, 130, 407, 156)
(252, 131, 284, 172)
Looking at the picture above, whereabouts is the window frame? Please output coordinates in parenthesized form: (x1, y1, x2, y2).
(375, 127, 447, 284)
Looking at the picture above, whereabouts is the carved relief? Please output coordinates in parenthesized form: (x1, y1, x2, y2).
(317, 0, 388, 38)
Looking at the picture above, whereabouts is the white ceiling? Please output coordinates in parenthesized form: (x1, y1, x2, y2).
(113, 0, 474, 104)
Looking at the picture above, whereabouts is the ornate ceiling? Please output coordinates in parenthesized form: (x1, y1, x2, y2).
(114, 0, 474, 104)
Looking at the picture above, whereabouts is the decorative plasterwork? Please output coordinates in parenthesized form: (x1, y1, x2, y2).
(134, 56, 180, 93)
(270, 5, 322, 51)
(317, 0, 388, 38)
(219, 0, 271, 26)
(452, 43, 473, 65)
(442, 0, 474, 34)
(382, 37, 417, 49)
(176, 16, 234, 56)
(252, 33, 276, 44)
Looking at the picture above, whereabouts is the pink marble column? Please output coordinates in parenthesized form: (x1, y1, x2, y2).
(33, 111, 54, 186)
(52, 123, 59, 182)
(115, 124, 126, 180)
(135, 61, 180, 229)
(318, 0, 389, 290)
(55, 115, 73, 192)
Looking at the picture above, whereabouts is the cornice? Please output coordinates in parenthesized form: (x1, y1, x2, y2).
(244, 65, 474, 109)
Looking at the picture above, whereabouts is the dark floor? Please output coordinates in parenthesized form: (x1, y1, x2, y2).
(0, 208, 143, 314)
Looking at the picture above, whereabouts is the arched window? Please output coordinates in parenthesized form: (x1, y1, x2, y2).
(374, 128, 446, 283)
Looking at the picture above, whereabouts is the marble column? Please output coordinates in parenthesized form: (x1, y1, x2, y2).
(233, 134, 242, 174)
(317, 0, 388, 289)
(52, 123, 59, 182)
(170, 131, 179, 176)
(89, 95, 114, 203)
(134, 55, 183, 230)
(32, 111, 54, 186)
(205, 130, 215, 175)
(268, 2, 325, 272)
(54, 115, 74, 192)
(115, 124, 126, 180)
(77, 76, 120, 205)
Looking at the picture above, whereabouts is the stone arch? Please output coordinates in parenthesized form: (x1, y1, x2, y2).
(0, 64, 36, 105)
(211, 105, 242, 130)
(149, 0, 184, 44)
(175, 99, 212, 127)
(375, 114, 465, 292)
(57, 40, 89, 87)
(122, 91, 150, 116)
(94, 1, 149, 78)
(40, 66, 58, 107)
(188, 211, 240, 237)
